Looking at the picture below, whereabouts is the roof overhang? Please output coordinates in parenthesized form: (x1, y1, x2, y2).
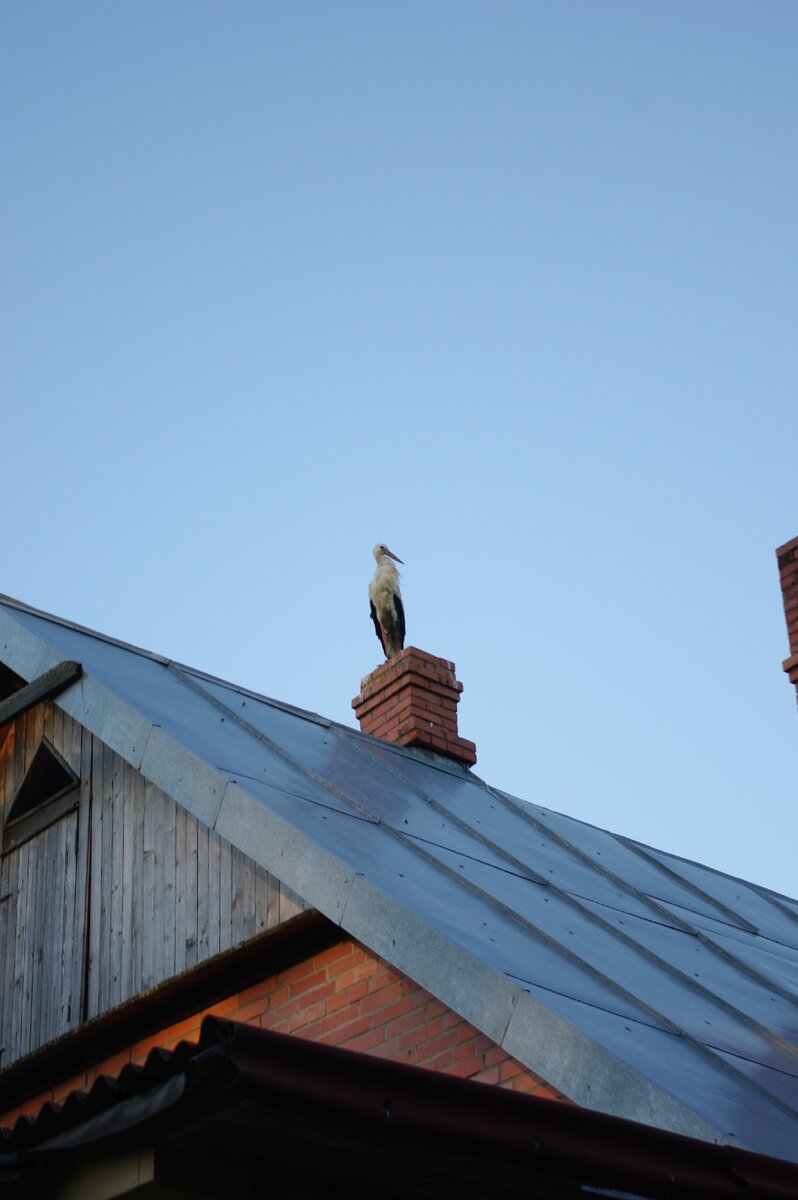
(3, 1017, 798, 1200)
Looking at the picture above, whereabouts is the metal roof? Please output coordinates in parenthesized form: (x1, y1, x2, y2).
(2, 595, 798, 1162)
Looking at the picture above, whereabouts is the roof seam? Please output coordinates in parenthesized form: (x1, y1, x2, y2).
(618, 837, 760, 935)
(167, 664, 388, 826)
(334, 726, 704, 935)
(327, 726, 798, 1084)
(217, 769, 380, 827)
(480, 780, 733, 935)
(455, 780, 798, 1081)
(512, 975, 798, 1083)
(204, 701, 730, 1073)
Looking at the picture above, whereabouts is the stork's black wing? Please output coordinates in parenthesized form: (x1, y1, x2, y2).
(394, 593, 406, 650)
(370, 600, 386, 653)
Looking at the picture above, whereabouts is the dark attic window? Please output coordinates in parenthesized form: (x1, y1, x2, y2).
(3, 740, 79, 854)
(0, 664, 24, 704)
(0, 665, 24, 750)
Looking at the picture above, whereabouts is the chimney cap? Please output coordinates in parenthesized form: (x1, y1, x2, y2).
(352, 647, 476, 766)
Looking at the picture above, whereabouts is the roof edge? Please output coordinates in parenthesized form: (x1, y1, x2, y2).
(7, 1015, 798, 1198)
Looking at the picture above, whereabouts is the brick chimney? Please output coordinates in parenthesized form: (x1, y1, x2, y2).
(352, 647, 476, 766)
(777, 535, 798, 704)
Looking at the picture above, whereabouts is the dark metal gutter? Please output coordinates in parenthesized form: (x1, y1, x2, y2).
(4, 1017, 798, 1199)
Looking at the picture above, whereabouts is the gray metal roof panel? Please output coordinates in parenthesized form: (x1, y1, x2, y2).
(642, 844, 798, 946)
(521, 983, 798, 1162)
(2, 597, 798, 1161)
(704, 929, 798, 994)
(504, 797, 763, 933)
(219, 771, 669, 1028)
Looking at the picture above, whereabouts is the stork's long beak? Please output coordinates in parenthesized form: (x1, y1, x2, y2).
(385, 548, 404, 564)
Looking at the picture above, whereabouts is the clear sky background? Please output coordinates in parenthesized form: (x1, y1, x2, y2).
(3, 2, 797, 896)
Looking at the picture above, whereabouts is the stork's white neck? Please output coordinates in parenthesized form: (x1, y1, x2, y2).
(373, 556, 400, 581)
(370, 556, 401, 602)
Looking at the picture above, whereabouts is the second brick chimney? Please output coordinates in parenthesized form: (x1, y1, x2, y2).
(776, 534, 798, 704)
(352, 648, 476, 766)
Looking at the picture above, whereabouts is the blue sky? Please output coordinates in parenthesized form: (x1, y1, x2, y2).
(3, 2, 797, 895)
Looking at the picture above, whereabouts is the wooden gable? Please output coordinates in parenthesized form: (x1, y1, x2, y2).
(0, 697, 307, 1071)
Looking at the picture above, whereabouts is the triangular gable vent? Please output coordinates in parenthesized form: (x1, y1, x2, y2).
(7, 740, 78, 825)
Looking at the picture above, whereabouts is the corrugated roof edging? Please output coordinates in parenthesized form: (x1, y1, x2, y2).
(4, 1018, 798, 1199)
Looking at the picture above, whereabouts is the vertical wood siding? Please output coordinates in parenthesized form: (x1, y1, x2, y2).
(0, 702, 307, 1070)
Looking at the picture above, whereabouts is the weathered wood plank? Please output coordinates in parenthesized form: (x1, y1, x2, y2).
(87, 735, 105, 1020)
(279, 879, 307, 924)
(162, 791, 177, 984)
(109, 749, 124, 1008)
(120, 761, 136, 1001)
(174, 803, 188, 977)
(20, 708, 30, 780)
(62, 715, 84, 1032)
(0, 750, 8, 1053)
(72, 716, 92, 1024)
(219, 838, 233, 955)
(49, 704, 61, 764)
(185, 812, 198, 970)
(207, 823, 222, 959)
(98, 739, 113, 1016)
(125, 764, 144, 999)
(265, 871, 281, 931)
(0, 662, 81, 731)
(57, 714, 82, 1036)
(33, 704, 45, 767)
(0, 841, 18, 1067)
(197, 820, 210, 962)
(60, 809, 79, 1036)
(142, 779, 156, 990)
(152, 786, 178, 988)
(231, 845, 247, 947)
(18, 837, 36, 1058)
(8, 840, 25, 1062)
(33, 820, 54, 1047)
(60, 710, 83, 777)
(255, 867, 269, 935)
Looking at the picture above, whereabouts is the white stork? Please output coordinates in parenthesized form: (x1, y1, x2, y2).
(369, 543, 405, 659)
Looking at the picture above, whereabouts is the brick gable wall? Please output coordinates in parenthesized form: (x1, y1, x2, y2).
(2, 939, 566, 1127)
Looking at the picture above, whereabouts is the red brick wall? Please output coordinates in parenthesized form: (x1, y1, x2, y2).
(777, 536, 798, 702)
(2, 940, 565, 1126)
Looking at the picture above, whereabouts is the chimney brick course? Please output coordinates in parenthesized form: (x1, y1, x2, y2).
(352, 647, 476, 766)
(776, 535, 798, 702)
